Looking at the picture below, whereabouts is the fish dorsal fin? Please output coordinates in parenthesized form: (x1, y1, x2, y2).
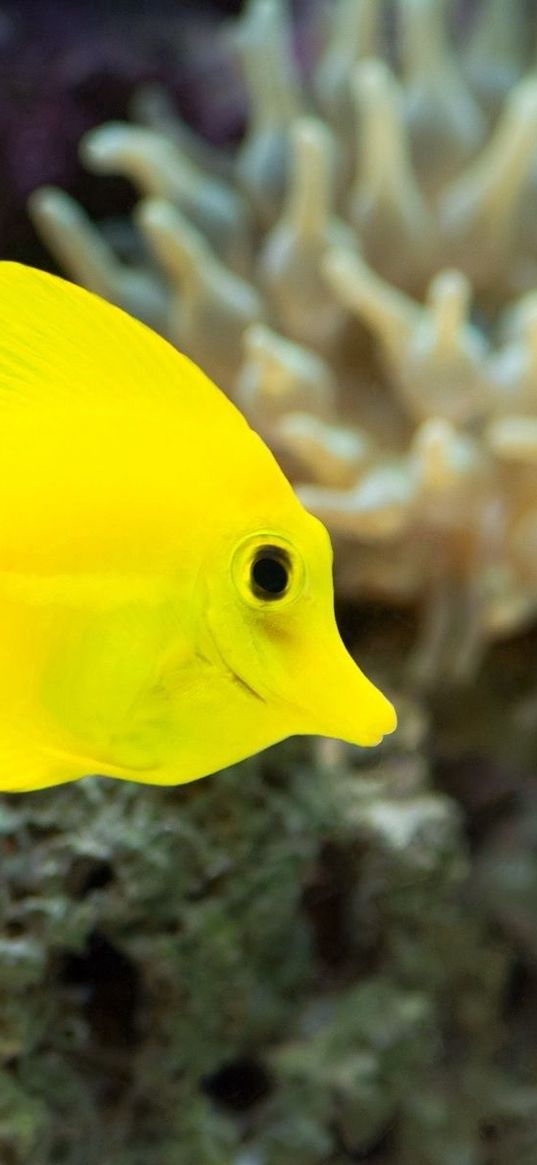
(0, 263, 294, 575)
(0, 261, 232, 421)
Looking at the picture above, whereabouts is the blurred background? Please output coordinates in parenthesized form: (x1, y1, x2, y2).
(0, 0, 244, 266)
(3, 1, 537, 1163)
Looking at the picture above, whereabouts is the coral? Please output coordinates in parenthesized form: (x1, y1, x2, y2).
(27, 0, 537, 680)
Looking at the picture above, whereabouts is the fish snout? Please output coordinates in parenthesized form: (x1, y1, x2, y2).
(293, 635, 397, 747)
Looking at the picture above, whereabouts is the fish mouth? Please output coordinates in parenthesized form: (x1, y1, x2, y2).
(275, 632, 397, 748)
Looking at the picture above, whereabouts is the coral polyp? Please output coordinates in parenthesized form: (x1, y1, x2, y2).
(29, 0, 537, 679)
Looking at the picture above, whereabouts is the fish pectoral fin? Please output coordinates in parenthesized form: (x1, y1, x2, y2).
(0, 721, 153, 791)
(0, 727, 83, 792)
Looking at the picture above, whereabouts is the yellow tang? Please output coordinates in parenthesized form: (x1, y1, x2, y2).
(0, 262, 396, 791)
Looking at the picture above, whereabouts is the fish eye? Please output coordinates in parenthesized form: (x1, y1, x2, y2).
(231, 533, 305, 610)
(251, 546, 291, 600)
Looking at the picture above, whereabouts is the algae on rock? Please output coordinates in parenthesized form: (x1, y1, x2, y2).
(0, 712, 523, 1164)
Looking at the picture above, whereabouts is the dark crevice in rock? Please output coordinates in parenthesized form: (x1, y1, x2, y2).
(202, 1056, 272, 1112)
(68, 857, 115, 898)
(59, 929, 141, 1048)
(302, 841, 355, 971)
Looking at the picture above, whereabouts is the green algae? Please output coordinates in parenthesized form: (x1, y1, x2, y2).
(0, 694, 531, 1165)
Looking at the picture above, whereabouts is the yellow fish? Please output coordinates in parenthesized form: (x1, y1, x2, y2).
(0, 262, 396, 791)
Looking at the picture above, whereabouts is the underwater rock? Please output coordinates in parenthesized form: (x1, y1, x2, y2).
(0, 727, 524, 1165)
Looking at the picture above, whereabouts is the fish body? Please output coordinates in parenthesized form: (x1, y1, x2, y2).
(0, 262, 395, 790)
